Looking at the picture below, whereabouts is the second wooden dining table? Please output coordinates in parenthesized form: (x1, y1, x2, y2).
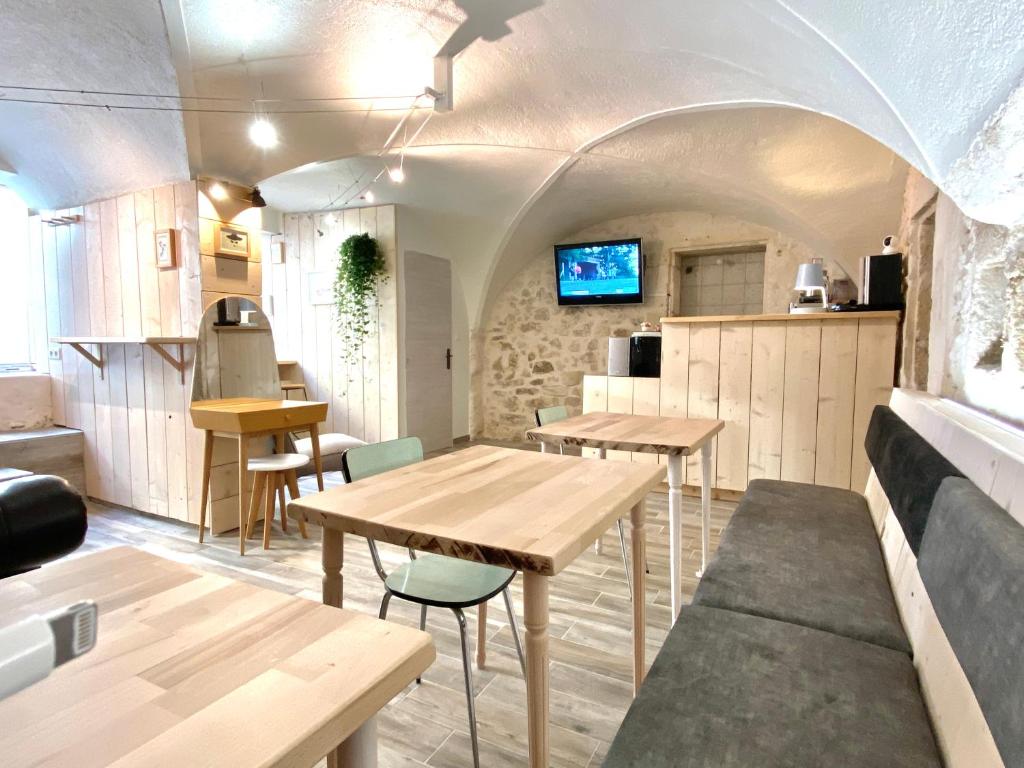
(526, 411, 724, 623)
(289, 444, 665, 768)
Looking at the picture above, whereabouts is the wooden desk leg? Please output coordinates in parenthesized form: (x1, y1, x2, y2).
(477, 600, 487, 669)
(310, 423, 325, 491)
(595, 447, 607, 555)
(322, 526, 344, 609)
(328, 716, 377, 768)
(630, 500, 647, 696)
(667, 453, 683, 623)
(238, 435, 250, 556)
(523, 572, 550, 768)
(198, 430, 213, 543)
(699, 441, 712, 577)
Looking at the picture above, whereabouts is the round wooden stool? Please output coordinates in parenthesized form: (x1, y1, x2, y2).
(244, 453, 310, 550)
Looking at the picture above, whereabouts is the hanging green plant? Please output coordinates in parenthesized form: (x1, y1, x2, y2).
(333, 232, 388, 361)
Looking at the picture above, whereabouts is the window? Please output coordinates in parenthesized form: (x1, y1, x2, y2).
(0, 186, 33, 370)
(670, 245, 766, 317)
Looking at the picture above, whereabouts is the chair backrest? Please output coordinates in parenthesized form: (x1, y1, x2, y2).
(535, 405, 569, 427)
(340, 437, 425, 583)
(340, 437, 424, 483)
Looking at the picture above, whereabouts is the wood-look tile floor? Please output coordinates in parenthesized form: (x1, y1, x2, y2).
(79, 450, 735, 768)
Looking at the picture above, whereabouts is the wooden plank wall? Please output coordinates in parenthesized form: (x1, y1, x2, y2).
(263, 205, 399, 443)
(583, 316, 898, 492)
(36, 181, 204, 520)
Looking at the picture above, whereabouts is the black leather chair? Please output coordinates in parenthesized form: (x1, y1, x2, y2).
(0, 473, 87, 579)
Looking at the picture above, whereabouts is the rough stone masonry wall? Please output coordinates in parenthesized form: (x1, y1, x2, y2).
(479, 210, 817, 441)
(897, 167, 1024, 426)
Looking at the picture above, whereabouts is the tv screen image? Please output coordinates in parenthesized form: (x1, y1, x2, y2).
(554, 237, 644, 306)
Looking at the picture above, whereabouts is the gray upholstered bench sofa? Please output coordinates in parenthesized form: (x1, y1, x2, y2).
(604, 403, 1023, 768)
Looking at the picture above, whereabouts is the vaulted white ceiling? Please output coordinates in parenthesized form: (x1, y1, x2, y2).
(0, 0, 1020, 322)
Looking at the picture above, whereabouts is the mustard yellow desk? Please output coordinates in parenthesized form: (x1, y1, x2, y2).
(190, 397, 328, 554)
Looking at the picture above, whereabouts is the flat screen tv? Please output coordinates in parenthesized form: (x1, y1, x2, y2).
(554, 237, 644, 306)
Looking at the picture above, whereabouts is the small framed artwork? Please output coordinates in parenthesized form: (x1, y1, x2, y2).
(214, 222, 251, 260)
(270, 240, 285, 264)
(307, 271, 334, 305)
(154, 228, 177, 269)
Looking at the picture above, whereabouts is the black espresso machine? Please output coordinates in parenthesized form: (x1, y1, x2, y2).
(629, 332, 661, 377)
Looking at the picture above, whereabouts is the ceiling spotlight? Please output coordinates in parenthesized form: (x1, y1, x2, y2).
(209, 182, 228, 200)
(363, 190, 375, 203)
(249, 118, 278, 149)
(388, 166, 405, 184)
(249, 186, 267, 208)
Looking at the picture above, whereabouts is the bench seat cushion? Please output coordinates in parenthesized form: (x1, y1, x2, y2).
(692, 479, 909, 653)
(603, 605, 941, 768)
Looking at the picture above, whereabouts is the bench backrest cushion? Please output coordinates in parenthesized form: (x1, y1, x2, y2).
(865, 405, 964, 554)
(918, 477, 1024, 767)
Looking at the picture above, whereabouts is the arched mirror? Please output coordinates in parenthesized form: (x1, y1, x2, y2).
(191, 296, 280, 402)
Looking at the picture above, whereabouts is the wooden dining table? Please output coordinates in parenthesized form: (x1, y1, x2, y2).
(289, 444, 665, 768)
(190, 397, 329, 554)
(0, 547, 434, 768)
(526, 411, 724, 622)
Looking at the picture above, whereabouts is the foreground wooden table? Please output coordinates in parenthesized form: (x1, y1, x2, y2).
(190, 397, 328, 554)
(0, 547, 434, 768)
(290, 445, 665, 768)
(526, 411, 724, 622)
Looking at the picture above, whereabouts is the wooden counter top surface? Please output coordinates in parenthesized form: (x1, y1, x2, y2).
(660, 310, 900, 324)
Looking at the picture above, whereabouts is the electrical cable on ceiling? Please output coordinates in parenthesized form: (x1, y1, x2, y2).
(0, 95, 429, 115)
(0, 83, 424, 104)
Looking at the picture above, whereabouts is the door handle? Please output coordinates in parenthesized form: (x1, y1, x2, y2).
(445, 348, 452, 370)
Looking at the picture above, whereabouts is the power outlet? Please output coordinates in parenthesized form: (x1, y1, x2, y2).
(48, 348, 61, 361)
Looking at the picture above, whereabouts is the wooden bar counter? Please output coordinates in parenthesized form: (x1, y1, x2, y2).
(584, 311, 899, 494)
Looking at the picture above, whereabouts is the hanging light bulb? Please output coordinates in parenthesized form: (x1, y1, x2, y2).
(249, 117, 278, 148)
(387, 165, 405, 184)
(363, 189, 375, 204)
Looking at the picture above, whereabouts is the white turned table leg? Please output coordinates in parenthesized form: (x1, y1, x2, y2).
(698, 441, 712, 577)
(539, 441, 550, 454)
(329, 717, 377, 768)
(667, 454, 683, 623)
(595, 447, 607, 555)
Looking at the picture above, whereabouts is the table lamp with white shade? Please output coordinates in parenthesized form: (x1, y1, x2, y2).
(790, 260, 829, 314)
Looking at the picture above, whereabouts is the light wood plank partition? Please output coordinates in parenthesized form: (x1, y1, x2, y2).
(39, 180, 269, 533)
(582, 312, 899, 493)
(262, 205, 400, 443)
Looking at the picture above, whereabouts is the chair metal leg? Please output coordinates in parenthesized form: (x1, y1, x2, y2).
(378, 591, 392, 620)
(454, 608, 480, 768)
(617, 518, 633, 602)
(502, 587, 527, 679)
(416, 604, 428, 684)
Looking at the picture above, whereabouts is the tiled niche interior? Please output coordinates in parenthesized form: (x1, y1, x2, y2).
(676, 248, 765, 316)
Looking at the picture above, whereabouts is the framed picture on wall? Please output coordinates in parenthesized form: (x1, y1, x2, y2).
(307, 271, 334, 305)
(154, 228, 177, 269)
(214, 222, 251, 260)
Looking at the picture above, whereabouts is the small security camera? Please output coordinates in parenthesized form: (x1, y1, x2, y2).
(881, 235, 896, 254)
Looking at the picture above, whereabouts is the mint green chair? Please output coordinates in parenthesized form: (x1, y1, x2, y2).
(535, 405, 646, 600)
(341, 437, 526, 768)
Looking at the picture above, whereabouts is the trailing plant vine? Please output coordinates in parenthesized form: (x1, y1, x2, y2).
(334, 232, 387, 362)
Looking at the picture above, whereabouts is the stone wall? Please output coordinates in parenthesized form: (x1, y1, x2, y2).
(478, 210, 818, 440)
(896, 167, 1024, 426)
(0, 374, 52, 431)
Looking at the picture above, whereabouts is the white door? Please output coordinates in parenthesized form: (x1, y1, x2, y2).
(404, 251, 453, 453)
